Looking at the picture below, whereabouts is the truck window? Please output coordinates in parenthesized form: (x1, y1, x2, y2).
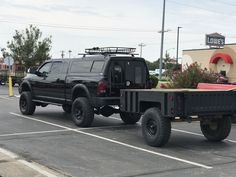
(38, 62, 52, 74)
(50, 61, 63, 74)
(125, 61, 146, 84)
(91, 61, 104, 73)
(135, 66, 142, 84)
(70, 61, 93, 73)
(111, 63, 123, 83)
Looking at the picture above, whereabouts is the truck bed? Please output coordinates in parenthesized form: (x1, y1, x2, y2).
(120, 89, 236, 117)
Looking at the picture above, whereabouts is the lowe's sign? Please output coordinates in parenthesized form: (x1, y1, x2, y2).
(205, 33, 225, 47)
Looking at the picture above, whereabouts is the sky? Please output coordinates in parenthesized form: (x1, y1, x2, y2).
(0, 0, 236, 62)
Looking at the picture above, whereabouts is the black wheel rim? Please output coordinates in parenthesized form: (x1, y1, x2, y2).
(146, 119, 157, 136)
(74, 104, 83, 121)
(20, 96, 27, 112)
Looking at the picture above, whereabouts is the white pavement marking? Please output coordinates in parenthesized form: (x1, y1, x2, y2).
(172, 128, 203, 137)
(0, 95, 14, 100)
(0, 147, 58, 177)
(10, 112, 212, 169)
(109, 116, 236, 144)
(172, 128, 236, 144)
(0, 129, 70, 137)
(0, 125, 131, 138)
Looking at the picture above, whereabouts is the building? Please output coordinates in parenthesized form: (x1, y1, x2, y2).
(182, 43, 236, 83)
(0, 57, 8, 70)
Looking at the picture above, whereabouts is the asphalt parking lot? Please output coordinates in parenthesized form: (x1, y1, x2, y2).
(1, 85, 236, 177)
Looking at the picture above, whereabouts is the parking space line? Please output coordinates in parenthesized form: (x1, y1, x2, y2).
(0, 125, 132, 138)
(10, 112, 212, 169)
(0, 129, 70, 137)
(0, 96, 14, 100)
(172, 128, 236, 143)
(108, 116, 236, 144)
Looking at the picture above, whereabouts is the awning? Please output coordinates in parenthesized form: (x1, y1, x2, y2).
(210, 53, 233, 64)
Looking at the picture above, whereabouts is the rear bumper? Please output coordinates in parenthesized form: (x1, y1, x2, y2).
(92, 97, 120, 107)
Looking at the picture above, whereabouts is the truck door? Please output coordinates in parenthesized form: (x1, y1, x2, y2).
(44, 60, 68, 103)
(108, 59, 148, 96)
(32, 62, 52, 100)
(125, 61, 147, 89)
(108, 61, 125, 96)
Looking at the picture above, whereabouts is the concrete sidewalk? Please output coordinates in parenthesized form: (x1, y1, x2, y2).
(0, 148, 64, 177)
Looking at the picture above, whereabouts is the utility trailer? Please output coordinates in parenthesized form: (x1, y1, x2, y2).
(120, 89, 236, 147)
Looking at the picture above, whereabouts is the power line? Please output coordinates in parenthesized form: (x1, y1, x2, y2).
(0, 19, 159, 33)
(168, 0, 235, 16)
(206, 0, 236, 7)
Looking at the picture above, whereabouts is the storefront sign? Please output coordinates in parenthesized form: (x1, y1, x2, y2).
(205, 33, 225, 47)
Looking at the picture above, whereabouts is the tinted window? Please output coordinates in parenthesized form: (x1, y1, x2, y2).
(38, 62, 52, 74)
(61, 61, 69, 74)
(135, 66, 142, 83)
(50, 61, 62, 74)
(91, 61, 104, 73)
(111, 63, 123, 83)
(70, 61, 92, 73)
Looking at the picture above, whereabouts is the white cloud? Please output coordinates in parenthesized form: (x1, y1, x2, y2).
(0, 0, 236, 61)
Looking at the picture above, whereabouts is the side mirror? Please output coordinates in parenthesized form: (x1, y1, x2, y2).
(27, 67, 37, 74)
(34, 71, 42, 76)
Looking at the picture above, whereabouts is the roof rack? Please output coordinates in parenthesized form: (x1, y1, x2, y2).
(85, 47, 136, 55)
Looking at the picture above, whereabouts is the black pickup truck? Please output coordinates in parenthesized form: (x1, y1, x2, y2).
(120, 89, 235, 146)
(19, 47, 150, 127)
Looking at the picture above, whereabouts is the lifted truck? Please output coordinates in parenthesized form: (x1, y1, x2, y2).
(120, 88, 235, 147)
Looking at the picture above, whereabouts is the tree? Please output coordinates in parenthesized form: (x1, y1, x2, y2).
(5, 25, 52, 69)
(145, 59, 159, 70)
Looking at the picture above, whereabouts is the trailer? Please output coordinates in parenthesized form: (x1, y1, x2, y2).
(120, 88, 236, 147)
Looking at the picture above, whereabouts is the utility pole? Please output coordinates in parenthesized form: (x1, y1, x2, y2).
(61, 50, 65, 59)
(176, 26, 182, 64)
(68, 50, 72, 58)
(138, 43, 146, 57)
(159, 0, 166, 80)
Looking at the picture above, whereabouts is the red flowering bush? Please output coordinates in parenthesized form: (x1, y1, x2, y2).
(167, 62, 217, 88)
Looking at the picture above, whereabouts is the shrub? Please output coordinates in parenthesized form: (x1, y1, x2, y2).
(167, 62, 217, 88)
(149, 75, 159, 88)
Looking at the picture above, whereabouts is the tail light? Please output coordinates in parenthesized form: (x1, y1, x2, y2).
(97, 79, 107, 95)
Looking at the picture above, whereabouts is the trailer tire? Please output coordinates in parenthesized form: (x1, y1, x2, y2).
(142, 107, 171, 147)
(19, 91, 36, 115)
(200, 117, 231, 142)
(72, 97, 94, 127)
(62, 104, 71, 113)
(120, 112, 141, 124)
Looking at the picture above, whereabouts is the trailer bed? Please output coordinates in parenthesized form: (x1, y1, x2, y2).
(120, 89, 236, 117)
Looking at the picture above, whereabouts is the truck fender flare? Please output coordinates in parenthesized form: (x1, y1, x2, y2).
(19, 80, 32, 94)
(71, 84, 92, 102)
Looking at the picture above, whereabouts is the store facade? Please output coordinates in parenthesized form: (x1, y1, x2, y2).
(182, 42, 236, 83)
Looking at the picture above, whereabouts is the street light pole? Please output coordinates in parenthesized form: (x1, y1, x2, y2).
(176, 26, 182, 64)
(68, 50, 72, 58)
(159, 0, 166, 80)
(138, 43, 146, 57)
(61, 50, 65, 59)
